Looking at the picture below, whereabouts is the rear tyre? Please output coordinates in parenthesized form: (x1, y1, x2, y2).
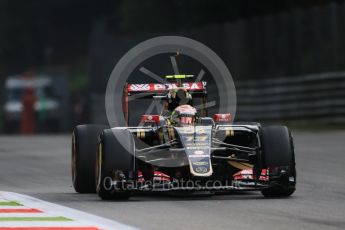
(96, 129, 135, 200)
(260, 126, 296, 198)
(72, 124, 108, 193)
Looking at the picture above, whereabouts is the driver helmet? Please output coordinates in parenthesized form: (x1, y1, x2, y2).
(170, 104, 197, 126)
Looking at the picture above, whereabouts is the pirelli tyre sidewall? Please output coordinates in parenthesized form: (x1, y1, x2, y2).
(72, 124, 108, 193)
(96, 129, 135, 200)
(260, 125, 296, 197)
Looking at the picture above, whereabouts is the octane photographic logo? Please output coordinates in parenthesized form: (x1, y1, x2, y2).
(105, 36, 236, 167)
(102, 177, 241, 191)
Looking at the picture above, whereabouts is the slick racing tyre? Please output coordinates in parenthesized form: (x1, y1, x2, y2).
(96, 129, 135, 200)
(72, 124, 108, 193)
(260, 126, 296, 197)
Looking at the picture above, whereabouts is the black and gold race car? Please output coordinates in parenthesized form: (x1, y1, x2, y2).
(72, 75, 296, 200)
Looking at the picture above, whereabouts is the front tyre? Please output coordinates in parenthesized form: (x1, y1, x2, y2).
(72, 124, 108, 193)
(260, 126, 296, 198)
(96, 129, 135, 200)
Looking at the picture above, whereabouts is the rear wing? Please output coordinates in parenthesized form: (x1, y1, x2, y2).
(123, 82, 208, 126)
(127, 82, 206, 93)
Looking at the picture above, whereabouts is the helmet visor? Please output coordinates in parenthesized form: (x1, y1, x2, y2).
(180, 116, 193, 125)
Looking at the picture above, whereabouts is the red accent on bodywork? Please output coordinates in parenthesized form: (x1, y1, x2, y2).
(233, 169, 269, 181)
(213, 113, 232, 122)
(140, 115, 160, 125)
(123, 83, 129, 125)
(137, 170, 170, 182)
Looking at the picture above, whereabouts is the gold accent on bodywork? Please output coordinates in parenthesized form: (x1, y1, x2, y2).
(136, 129, 146, 139)
(166, 119, 171, 125)
(158, 129, 164, 141)
(227, 161, 253, 170)
(188, 158, 213, 177)
(168, 127, 175, 140)
(225, 127, 234, 137)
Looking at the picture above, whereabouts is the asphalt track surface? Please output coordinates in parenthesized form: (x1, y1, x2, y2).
(0, 131, 345, 230)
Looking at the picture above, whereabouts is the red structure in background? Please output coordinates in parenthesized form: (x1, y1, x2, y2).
(21, 87, 37, 134)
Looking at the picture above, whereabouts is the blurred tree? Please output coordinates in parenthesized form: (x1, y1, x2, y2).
(118, 0, 344, 32)
(0, 0, 343, 74)
(0, 0, 117, 74)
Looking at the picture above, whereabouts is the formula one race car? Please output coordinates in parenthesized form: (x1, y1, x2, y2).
(72, 75, 296, 200)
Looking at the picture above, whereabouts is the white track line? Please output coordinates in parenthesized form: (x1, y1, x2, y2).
(0, 191, 137, 230)
(0, 221, 98, 227)
(0, 213, 55, 218)
(0, 206, 28, 209)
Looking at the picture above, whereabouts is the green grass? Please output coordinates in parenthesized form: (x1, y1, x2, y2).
(0, 201, 22, 206)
